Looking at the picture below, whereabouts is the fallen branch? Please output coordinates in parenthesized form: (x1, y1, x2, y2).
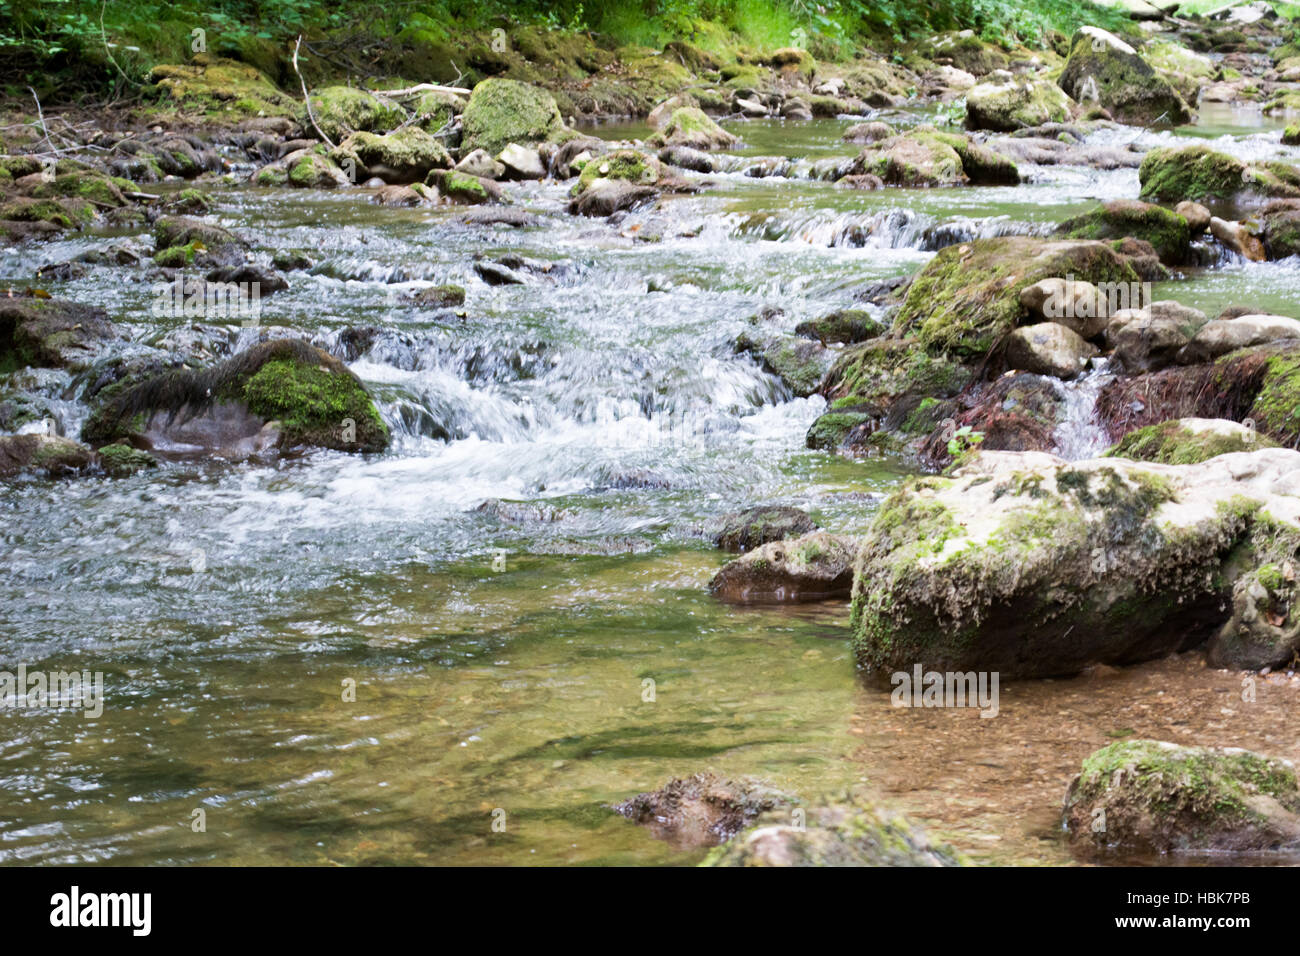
(27, 86, 55, 155)
(369, 82, 471, 98)
(293, 35, 336, 148)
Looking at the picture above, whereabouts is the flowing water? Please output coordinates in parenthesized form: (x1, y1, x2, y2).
(3, 114, 1300, 866)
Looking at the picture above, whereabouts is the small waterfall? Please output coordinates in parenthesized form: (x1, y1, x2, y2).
(1053, 359, 1115, 461)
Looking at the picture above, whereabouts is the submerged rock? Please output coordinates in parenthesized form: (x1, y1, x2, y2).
(850, 447, 1300, 679)
(614, 773, 794, 849)
(1064, 741, 1300, 854)
(703, 790, 965, 867)
(710, 531, 857, 603)
(712, 506, 817, 552)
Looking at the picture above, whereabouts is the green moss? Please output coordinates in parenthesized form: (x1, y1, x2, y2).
(461, 77, 567, 157)
(1105, 420, 1274, 465)
(152, 242, 198, 267)
(805, 411, 872, 450)
(311, 86, 406, 141)
(1056, 200, 1190, 264)
(571, 149, 657, 196)
(1139, 145, 1300, 203)
(439, 170, 489, 202)
(1251, 353, 1300, 444)
(238, 358, 388, 451)
(893, 236, 1139, 359)
(96, 442, 159, 478)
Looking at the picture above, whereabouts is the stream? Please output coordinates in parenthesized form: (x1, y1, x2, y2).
(4, 111, 1300, 866)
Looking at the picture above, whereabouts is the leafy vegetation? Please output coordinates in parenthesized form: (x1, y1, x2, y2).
(1, 0, 1137, 95)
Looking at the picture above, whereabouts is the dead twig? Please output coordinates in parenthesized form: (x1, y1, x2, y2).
(293, 35, 336, 148)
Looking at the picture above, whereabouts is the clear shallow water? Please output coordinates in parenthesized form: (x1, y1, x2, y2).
(3, 110, 1300, 866)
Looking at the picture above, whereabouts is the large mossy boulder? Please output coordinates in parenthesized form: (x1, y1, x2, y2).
(1139, 145, 1300, 204)
(1261, 198, 1300, 258)
(1105, 417, 1275, 464)
(1056, 200, 1191, 265)
(849, 447, 1300, 679)
(331, 128, 453, 183)
(460, 78, 568, 157)
(82, 339, 388, 455)
(892, 237, 1142, 359)
(848, 126, 1018, 187)
(1058, 27, 1193, 125)
(1064, 741, 1300, 855)
(311, 86, 406, 141)
(965, 76, 1073, 132)
(910, 31, 1008, 77)
(0, 296, 119, 372)
(702, 791, 965, 867)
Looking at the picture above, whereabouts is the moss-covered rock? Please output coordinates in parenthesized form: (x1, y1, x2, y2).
(735, 332, 832, 398)
(1139, 144, 1300, 204)
(149, 56, 297, 119)
(849, 126, 1018, 188)
(1056, 200, 1191, 265)
(713, 506, 817, 552)
(710, 531, 858, 603)
(909, 31, 1008, 77)
(29, 171, 129, 208)
(1063, 740, 1300, 854)
(0, 433, 96, 478)
(965, 76, 1073, 132)
(892, 237, 1142, 359)
(1142, 38, 1215, 103)
(286, 148, 351, 189)
(646, 107, 738, 151)
(0, 196, 96, 230)
(153, 215, 248, 267)
(460, 78, 568, 157)
(1261, 198, 1300, 259)
(849, 448, 1300, 678)
(311, 86, 406, 141)
(428, 168, 499, 204)
(95, 441, 160, 478)
(82, 339, 388, 455)
(794, 309, 884, 345)
(1058, 27, 1193, 125)
(1105, 418, 1274, 465)
(570, 149, 662, 197)
(0, 296, 119, 372)
(702, 790, 965, 867)
(331, 128, 453, 183)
